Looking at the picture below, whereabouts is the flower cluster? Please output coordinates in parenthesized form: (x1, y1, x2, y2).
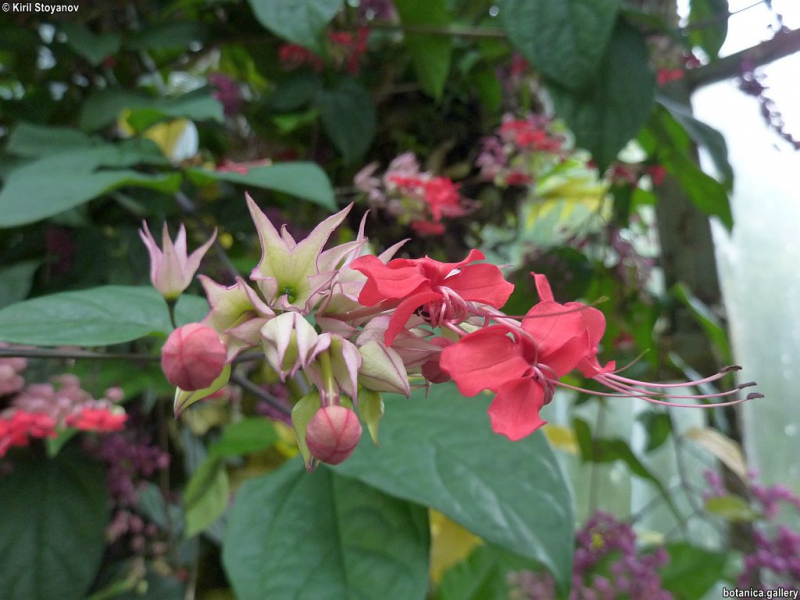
(705, 471, 800, 588)
(278, 28, 370, 74)
(476, 114, 567, 187)
(153, 195, 761, 468)
(354, 152, 473, 235)
(0, 357, 127, 457)
(508, 512, 673, 600)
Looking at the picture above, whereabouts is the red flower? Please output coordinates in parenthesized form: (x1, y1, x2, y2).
(351, 250, 514, 345)
(66, 408, 127, 432)
(0, 411, 57, 457)
(439, 272, 614, 440)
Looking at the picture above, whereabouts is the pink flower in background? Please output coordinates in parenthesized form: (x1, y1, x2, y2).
(139, 222, 217, 300)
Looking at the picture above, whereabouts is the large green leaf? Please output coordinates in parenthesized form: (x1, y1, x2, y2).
(183, 457, 229, 538)
(223, 460, 430, 600)
(657, 95, 733, 190)
(335, 383, 574, 592)
(60, 23, 121, 66)
(0, 142, 180, 227)
(0, 287, 205, 346)
(687, 0, 728, 59)
(438, 545, 537, 600)
(501, 0, 621, 91)
(6, 122, 98, 157)
(187, 162, 336, 209)
(0, 260, 39, 309)
(0, 450, 109, 600)
(549, 20, 655, 170)
(247, 0, 344, 52)
(658, 542, 728, 600)
(314, 80, 376, 164)
(80, 89, 223, 131)
(395, 0, 453, 99)
(642, 104, 733, 230)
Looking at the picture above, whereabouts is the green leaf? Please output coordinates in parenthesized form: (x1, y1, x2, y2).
(395, 0, 453, 99)
(80, 89, 223, 131)
(292, 391, 321, 467)
(438, 545, 536, 600)
(314, 80, 376, 163)
(358, 388, 384, 445)
(0, 285, 197, 346)
(501, 0, 621, 91)
(705, 494, 759, 522)
(209, 418, 278, 458)
(658, 542, 727, 600)
(687, 0, 729, 59)
(334, 383, 574, 592)
(673, 283, 732, 364)
(643, 104, 733, 230)
(187, 162, 336, 210)
(247, 0, 344, 52)
(127, 22, 206, 51)
(60, 23, 121, 66)
(573, 417, 681, 520)
(657, 95, 733, 190)
(0, 260, 38, 309)
(549, 20, 655, 170)
(0, 450, 109, 600)
(184, 458, 229, 537)
(0, 143, 180, 227)
(223, 460, 430, 600)
(638, 412, 673, 453)
(6, 122, 98, 157)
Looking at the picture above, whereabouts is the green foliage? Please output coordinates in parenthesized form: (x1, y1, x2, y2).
(658, 95, 734, 190)
(0, 287, 205, 346)
(187, 162, 337, 209)
(673, 282, 733, 364)
(0, 261, 39, 309)
(396, 0, 454, 99)
(642, 104, 733, 230)
(315, 79, 377, 163)
(183, 457, 229, 538)
(60, 23, 121, 66)
(501, 0, 621, 91)
(437, 545, 536, 600)
(0, 450, 110, 600)
(248, 0, 344, 52)
(79, 89, 223, 131)
(659, 543, 728, 600)
(687, 0, 729, 59)
(223, 459, 431, 600)
(549, 21, 656, 169)
(0, 141, 179, 227)
(638, 412, 673, 453)
(335, 383, 574, 592)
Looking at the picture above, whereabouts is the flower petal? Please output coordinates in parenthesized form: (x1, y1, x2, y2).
(488, 377, 547, 441)
(439, 326, 530, 396)
(446, 263, 514, 307)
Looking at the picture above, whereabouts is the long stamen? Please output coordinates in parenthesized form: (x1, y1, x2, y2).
(605, 366, 741, 389)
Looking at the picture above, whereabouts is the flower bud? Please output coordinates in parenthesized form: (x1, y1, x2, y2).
(305, 405, 362, 465)
(358, 341, 410, 396)
(161, 324, 227, 391)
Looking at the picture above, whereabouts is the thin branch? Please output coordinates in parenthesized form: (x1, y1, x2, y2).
(230, 373, 291, 417)
(688, 27, 800, 88)
(0, 347, 159, 362)
(369, 21, 506, 39)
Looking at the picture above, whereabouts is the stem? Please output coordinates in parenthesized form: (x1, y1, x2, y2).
(166, 298, 179, 329)
(230, 373, 291, 416)
(317, 350, 337, 406)
(0, 347, 159, 362)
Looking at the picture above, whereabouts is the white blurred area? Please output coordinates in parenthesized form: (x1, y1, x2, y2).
(692, 0, 800, 492)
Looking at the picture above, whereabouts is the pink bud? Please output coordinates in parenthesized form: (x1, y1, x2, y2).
(305, 405, 362, 465)
(161, 324, 227, 391)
